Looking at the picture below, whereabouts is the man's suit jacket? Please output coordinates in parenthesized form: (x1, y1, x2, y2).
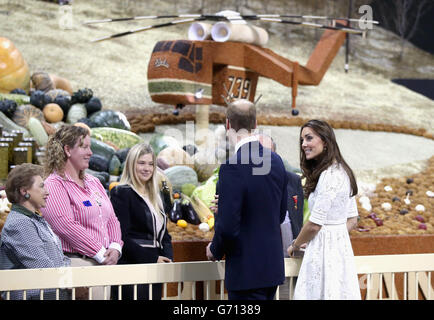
(210, 141, 288, 291)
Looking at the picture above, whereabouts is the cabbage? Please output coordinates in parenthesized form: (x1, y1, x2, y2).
(191, 166, 219, 208)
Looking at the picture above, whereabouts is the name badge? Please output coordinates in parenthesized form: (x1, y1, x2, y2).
(83, 200, 92, 207)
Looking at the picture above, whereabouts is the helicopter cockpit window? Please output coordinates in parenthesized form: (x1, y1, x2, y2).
(152, 41, 174, 53)
(172, 41, 191, 56)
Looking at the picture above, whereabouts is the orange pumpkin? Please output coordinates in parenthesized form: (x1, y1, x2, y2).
(0, 37, 30, 93)
(43, 103, 64, 123)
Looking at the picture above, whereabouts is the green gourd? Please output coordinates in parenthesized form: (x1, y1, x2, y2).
(28, 117, 48, 146)
(66, 103, 87, 124)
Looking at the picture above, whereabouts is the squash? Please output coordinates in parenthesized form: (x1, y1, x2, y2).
(0, 111, 30, 136)
(89, 110, 130, 130)
(28, 117, 48, 147)
(30, 90, 46, 109)
(85, 96, 102, 115)
(0, 99, 17, 118)
(31, 72, 73, 95)
(12, 104, 45, 129)
(41, 120, 56, 136)
(0, 37, 30, 94)
(71, 88, 93, 104)
(89, 154, 110, 172)
(91, 127, 143, 149)
(0, 93, 30, 106)
(43, 103, 64, 123)
(115, 148, 130, 163)
(30, 72, 54, 93)
(90, 137, 115, 159)
(193, 150, 218, 182)
(157, 146, 194, 168)
(109, 154, 122, 176)
(66, 103, 87, 124)
(50, 74, 73, 95)
(149, 133, 180, 155)
(164, 165, 198, 191)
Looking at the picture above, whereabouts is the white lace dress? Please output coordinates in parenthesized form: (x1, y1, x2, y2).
(293, 163, 361, 300)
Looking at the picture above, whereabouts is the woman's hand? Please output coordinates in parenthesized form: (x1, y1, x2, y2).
(102, 248, 120, 265)
(287, 243, 307, 258)
(157, 256, 172, 263)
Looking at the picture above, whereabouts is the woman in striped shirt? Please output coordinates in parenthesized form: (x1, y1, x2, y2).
(40, 125, 123, 300)
(110, 143, 173, 300)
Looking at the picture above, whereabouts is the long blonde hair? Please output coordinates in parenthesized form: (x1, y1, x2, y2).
(119, 143, 163, 212)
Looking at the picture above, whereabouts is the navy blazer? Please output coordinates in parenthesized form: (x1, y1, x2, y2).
(210, 141, 288, 291)
(110, 185, 173, 264)
(286, 171, 304, 239)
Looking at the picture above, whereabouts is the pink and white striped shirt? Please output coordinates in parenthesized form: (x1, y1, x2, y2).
(41, 172, 123, 263)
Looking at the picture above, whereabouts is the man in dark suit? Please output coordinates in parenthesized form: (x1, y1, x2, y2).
(256, 134, 304, 255)
(206, 99, 288, 300)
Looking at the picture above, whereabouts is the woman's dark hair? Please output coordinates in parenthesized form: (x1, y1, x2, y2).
(300, 119, 358, 198)
(6, 163, 44, 204)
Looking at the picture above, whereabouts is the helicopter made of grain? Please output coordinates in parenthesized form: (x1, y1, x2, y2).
(84, 10, 377, 116)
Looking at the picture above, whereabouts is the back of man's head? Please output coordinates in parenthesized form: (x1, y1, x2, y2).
(226, 99, 256, 132)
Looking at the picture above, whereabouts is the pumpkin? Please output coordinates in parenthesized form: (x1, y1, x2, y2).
(44, 89, 71, 116)
(43, 103, 64, 123)
(89, 110, 130, 130)
(109, 181, 120, 192)
(12, 104, 45, 128)
(0, 37, 30, 94)
(157, 146, 194, 169)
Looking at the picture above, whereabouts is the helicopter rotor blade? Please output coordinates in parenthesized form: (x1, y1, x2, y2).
(84, 14, 230, 25)
(83, 13, 378, 26)
(243, 14, 378, 25)
(258, 17, 365, 35)
(91, 17, 206, 42)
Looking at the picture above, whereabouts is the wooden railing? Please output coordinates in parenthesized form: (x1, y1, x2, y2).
(0, 254, 432, 300)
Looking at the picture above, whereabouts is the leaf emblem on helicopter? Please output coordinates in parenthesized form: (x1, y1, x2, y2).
(154, 58, 169, 68)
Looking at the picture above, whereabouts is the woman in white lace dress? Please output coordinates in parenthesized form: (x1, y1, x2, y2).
(287, 119, 361, 300)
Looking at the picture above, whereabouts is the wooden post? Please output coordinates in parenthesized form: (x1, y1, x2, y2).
(195, 104, 209, 147)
